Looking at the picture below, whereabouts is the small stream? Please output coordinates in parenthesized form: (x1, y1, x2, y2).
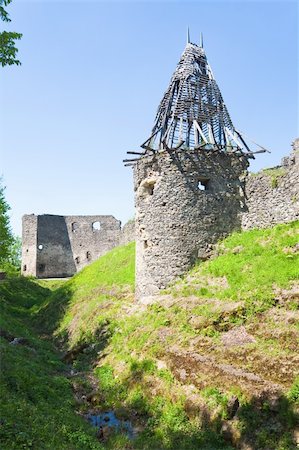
(85, 411, 134, 439)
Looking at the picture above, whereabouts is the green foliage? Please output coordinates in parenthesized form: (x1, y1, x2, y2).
(0, 180, 13, 266)
(0, 0, 22, 67)
(287, 377, 299, 403)
(8, 235, 21, 269)
(263, 167, 286, 188)
(0, 0, 10, 21)
(0, 30, 22, 66)
(201, 387, 229, 418)
(0, 181, 21, 274)
(237, 395, 298, 450)
(1, 235, 22, 275)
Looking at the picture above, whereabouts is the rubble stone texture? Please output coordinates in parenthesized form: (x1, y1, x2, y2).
(134, 148, 249, 298)
(242, 139, 299, 229)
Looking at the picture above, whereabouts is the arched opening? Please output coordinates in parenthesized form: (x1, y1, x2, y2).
(71, 222, 79, 232)
(92, 221, 101, 231)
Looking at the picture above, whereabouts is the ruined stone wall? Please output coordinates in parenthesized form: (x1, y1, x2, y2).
(22, 214, 121, 278)
(119, 220, 135, 246)
(242, 139, 299, 230)
(22, 214, 38, 276)
(134, 149, 248, 298)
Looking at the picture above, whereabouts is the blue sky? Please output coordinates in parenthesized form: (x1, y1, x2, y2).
(0, 0, 298, 236)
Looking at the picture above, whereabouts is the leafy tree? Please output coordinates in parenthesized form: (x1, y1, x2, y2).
(0, 0, 22, 67)
(0, 179, 13, 265)
(0, 180, 21, 274)
(8, 235, 21, 270)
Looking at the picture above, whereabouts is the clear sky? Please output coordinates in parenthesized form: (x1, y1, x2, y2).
(0, 0, 298, 236)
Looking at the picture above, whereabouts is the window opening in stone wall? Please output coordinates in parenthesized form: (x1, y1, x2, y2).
(86, 251, 91, 260)
(72, 222, 79, 232)
(38, 264, 45, 272)
(38, 244, 43, 250)
(197, 179, 209, 191)
(92, 221, 101, 231)
(23, 264, 27, 272)
(75, 257, 80, 264)
(26, 249, 29, 253)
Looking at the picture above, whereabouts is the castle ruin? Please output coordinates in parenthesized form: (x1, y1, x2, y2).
(125, 38, 299, 298)
(21, 37, 299, 290)
(22, 215, 122, 278)
(242, 139, 299, 230)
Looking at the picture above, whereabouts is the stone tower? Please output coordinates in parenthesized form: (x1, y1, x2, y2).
(126, 37, 252, 299)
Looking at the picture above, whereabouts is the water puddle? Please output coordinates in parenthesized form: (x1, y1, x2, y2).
(85, 411, 134, 439)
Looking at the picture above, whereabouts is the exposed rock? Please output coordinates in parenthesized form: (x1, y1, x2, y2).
(231, 245, 244, 254)
(221, 326, 256, 347)
(282, 242, 299, 254)
(156, 360, 167, 370)
(273, 282, 299, 306)
(167, 347, 283, 398)
(157, 327, 173, 342)
(189, 315, 211, 330)
(9, 337, 30, 346)
(293, 428, 299, 446)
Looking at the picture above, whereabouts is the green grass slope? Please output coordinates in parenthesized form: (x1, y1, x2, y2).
(39, 222, 298, 450)
(38, 242, 135, 347)
(1, 225, 298, 450)
(0, 279, 102, 449)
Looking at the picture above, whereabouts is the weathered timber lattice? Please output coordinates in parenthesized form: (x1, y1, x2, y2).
(144, 41, 244, 152)
(124, 35, 268, 167)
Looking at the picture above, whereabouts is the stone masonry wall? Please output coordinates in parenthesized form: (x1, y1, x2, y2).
(242, 139, 299, 230)
(134, 148, 249, 299)
(119, 219, 135, 246)
(21, 214, 38, 276)
(22, 214, 121, 278)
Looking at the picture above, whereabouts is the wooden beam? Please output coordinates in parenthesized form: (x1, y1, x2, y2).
(127, 151, 145, 155)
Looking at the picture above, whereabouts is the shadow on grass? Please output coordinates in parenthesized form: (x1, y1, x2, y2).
(35, 281, 74, 333)
(93, 359, 298, 450)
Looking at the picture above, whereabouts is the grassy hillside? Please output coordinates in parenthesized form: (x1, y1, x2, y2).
(37, 242, 135, 347)
(0, 278, 101, 449)
(1, 225, 298, 449)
